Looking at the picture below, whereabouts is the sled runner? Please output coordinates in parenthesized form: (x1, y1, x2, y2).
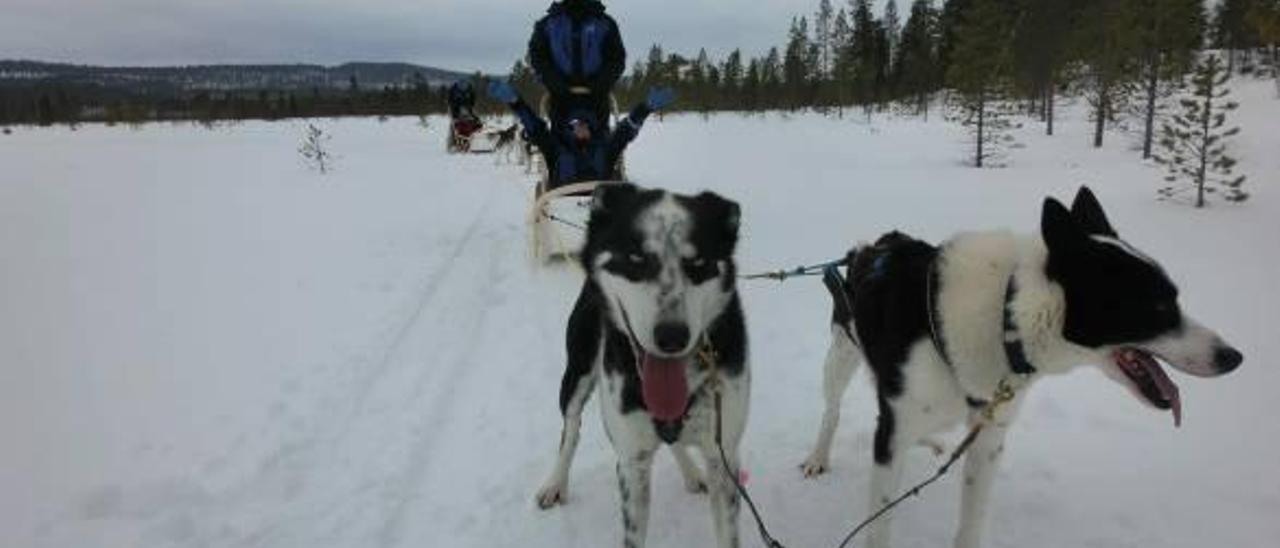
(528, 180, 600, 263)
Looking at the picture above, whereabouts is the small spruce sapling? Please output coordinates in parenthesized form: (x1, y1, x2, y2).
(1153, 55, 1248, 207)
(299, 123, 334, 174)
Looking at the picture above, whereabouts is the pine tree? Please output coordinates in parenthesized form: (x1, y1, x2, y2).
(762, 47, 784, 109)
(937, 0, 974, 82)
(646, 45, 667, 89)
(784, 17, 815, 109)
(832, 8, 853, 110)
(1133, 0, 1205, 159)
(884, 0, 902, 76)
(1215, 0, 1261, 73)
(815, 0, 836, 79)
(510, 59, 541, 104)
(1014, 0, 1073, 136)
(690, 49, 710, 113)
(299, 123, 333, 174)
(1154, 55, 1248, 208)
(849, 0, 881, 110)
(946, 0, 1018, 167)
(895, 0, 940, 116)
(37, 93, 55, 126)
(743, 58, 762, 111)
(1249, 0, 1280, 93)
(722, 49, 744, 96)
(1072, 0, 1142, 148)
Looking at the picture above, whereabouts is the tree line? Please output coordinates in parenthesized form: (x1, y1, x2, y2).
(0, 73, 503, 127)
(4, 0, 1277, 139)
(556, 0, 1274, 166)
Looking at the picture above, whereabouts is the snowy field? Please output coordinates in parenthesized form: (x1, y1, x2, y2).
(3, 81, 1278, 548)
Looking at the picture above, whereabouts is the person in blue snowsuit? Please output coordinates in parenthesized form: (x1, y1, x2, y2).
(447, 80, 477, 120)
(528, 0, 626, 131)
(489, 81, 672, 189)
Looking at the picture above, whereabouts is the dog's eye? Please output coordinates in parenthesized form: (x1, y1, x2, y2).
(608, 252, 658, 281)
(683, 257, 719, 282)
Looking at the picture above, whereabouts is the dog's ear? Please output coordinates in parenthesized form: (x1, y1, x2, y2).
(1069, 186, 1117, 237)
(1042, 196, 1089, 255)
(591, 182, 638, 214)
(588, 182, 639, 230)
(692, 191, 741, 250)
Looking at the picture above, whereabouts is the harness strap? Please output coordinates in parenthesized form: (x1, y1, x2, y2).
(821, 262, 860, 347)
(1001, 277, 1038, 375)
(925, 255, 953, 367)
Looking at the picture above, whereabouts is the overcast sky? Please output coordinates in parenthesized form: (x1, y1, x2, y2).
(1, 0, 892, 72)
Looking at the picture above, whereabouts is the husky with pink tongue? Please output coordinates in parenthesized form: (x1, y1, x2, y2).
(800, 187, 1243, 548)
(533, 183, 750, 548)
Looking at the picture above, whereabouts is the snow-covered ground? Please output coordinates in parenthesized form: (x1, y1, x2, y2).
(3, 80, 1278, 548)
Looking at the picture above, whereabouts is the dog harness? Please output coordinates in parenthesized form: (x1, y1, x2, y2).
(926, 258, 1036, 406)
(1001, 277, 1038, 375)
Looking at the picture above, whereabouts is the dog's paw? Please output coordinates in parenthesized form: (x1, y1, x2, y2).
(534, 483, 568, 510)
(800, 456, 829, 478)
(683, 475, 709, 495)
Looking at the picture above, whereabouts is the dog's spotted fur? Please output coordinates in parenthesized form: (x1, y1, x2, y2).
(802, 187, 1242, 548)
(535, 183, 749, 548)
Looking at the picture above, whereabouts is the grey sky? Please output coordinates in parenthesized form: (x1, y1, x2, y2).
(0, 0, 892, 72)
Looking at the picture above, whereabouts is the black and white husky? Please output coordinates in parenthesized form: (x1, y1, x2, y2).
(800, 187, 1243, 548)
(535, 183, 750, 548)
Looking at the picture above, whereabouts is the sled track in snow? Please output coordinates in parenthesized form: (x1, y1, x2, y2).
(374, 228, 513, 547)
(215, 177, 511, 547)
(334, 182, 501, 437)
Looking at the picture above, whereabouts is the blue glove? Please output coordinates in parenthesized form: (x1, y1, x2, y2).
(646, 87, 675, 111)
(488, 80, 518, 104)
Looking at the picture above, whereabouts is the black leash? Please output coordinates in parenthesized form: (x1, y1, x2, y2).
(716, 391, 786, 548)
(702, 335, 1021, 548)
(834, 429, 983, 548)
(543, 212, 586, 231)
(702, 342, 786, 548)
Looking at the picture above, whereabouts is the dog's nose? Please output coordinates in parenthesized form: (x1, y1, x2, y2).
(653, 322, 690, 354)
(1214, 346, 1243, 374)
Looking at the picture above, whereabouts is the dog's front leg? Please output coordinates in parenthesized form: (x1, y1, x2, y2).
(536, 285, 602, 509)
(616, 451, 655, 548)
(953, 400, 1020, 548)
(706, 444, 742, 548)
(534, 368, 597, 508)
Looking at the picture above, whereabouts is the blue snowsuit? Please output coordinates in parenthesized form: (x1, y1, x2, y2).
(528, 0, 626, 129)
(507, 97, 649, 188)
(447, 81, 477, 120)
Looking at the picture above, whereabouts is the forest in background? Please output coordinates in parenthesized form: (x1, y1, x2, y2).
(3, 0, 1278, 134)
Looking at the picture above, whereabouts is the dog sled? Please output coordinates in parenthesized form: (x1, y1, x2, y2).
(446, 114, 503, 154)
(527, 94, 627, 264)
(529, 180, 599, 263)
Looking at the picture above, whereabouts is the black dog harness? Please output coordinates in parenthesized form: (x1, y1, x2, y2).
(1001, 277, 1038, 376)
(926, 259, 1037, 406)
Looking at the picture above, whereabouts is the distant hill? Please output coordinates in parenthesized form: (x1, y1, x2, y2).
(0, 60, 474, 93)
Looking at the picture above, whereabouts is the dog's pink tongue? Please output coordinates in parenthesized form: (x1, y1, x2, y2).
(1148, 361, 1183, 428)
(642, 356, 689, 421)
